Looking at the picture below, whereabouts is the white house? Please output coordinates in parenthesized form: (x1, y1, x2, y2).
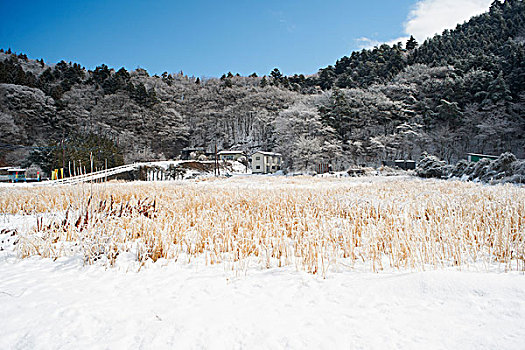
(217, 150, 246, 161)
(250, 151, 282, 174)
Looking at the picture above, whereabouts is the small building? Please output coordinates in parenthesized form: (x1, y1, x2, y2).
(251, 151, 282, 174)
(467, 153, 499, 163)
(0, 167, 28, 182)
(0, 167, 10, 182)
(394, 160, 416, 170)
(347, 168, 365, 177)
(382, 160, 416, 170)
(218, 150, 246, 161)
(180, 147, 218, 161)
(181, 147, 206, 160)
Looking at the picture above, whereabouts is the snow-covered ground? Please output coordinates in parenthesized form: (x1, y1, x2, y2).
(1, 255, 524, 350)
(1, 177, 524, 349)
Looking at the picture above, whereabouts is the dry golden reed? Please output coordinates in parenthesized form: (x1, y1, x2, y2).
(1, 176, 524, 274)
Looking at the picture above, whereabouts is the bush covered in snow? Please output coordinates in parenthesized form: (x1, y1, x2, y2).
(416, 152, 525, 184)
(415, 153, 446, 178)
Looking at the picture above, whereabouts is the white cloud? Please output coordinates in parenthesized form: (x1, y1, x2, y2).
(357, 36, 410, 49)
(356, 0, 493, 49)
(405, 0, 493, 42)
(355, 37, 382, 49)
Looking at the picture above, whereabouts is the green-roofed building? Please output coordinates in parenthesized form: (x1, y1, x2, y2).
(467, 153, 499, 163)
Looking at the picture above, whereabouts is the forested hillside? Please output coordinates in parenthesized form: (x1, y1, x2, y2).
(1, 0, 524, 174)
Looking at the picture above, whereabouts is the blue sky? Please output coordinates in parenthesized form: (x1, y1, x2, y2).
(0, 0, 492, 77)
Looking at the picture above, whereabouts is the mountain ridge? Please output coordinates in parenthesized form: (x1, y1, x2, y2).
(0, 0, 523, 174)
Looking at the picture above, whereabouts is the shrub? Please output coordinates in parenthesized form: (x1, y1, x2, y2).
(416, 153, 446, 178)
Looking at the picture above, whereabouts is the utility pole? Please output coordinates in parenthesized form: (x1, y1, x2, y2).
(61, 132, 66, 178)
(215, 144, 218, 177)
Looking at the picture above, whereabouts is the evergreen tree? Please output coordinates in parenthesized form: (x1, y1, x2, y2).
(318, 66, 336, 90)
(260, 76, 268, 87)
(270, 68, 283, 85)
(406, 35, 419, 50)
(223, 77, 233, 88)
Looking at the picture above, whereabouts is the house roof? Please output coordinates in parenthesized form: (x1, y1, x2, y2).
(6, 168, 26, 172)
(217, 150, 245, 155)
(251, 151, 282, 157)
(181, 147, 206, 151)
(467, 153, 499, 158)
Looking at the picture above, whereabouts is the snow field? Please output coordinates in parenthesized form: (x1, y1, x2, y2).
(0, 257, 524, 349)
(1, 176, 524, 274)
(1, 176, 525, 349)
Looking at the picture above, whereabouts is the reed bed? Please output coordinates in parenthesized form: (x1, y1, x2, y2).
(1, 176, 524, 274)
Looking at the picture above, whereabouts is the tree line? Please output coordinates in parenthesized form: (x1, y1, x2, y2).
(0, 0, 523, 174)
